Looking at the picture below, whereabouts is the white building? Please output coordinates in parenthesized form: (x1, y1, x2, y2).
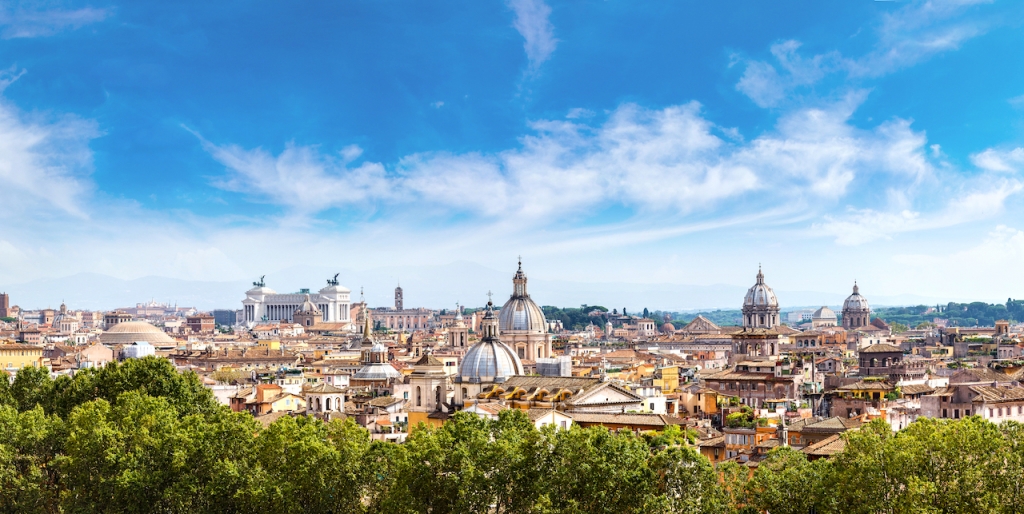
(241, 276, 351, 327)
(122, 341, 155, 360)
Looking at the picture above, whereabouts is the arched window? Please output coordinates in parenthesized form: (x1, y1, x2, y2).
(416, 386, 422, 407)
(462, 387, 467, 400)
(326, 397, 331, 411)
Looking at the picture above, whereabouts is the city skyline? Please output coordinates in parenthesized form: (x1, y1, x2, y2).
(2, 1, 1024, 303)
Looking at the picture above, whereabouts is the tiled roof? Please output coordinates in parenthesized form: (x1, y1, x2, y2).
(836, 380, 895, 392)
(951, 368, 1013, 384)
(860, 343, 903, 354)
(567, 412, 687, 427)
(968, 385, 1024, 403)
(306, 383, 344, 394)
(368, 396, 404, 408)
(802, 434, 846, 457)
(900, 384, 935, 395)
(699, 435, 726, 448)
(801, 417, 862, 433)
(412, 353, 444, 367)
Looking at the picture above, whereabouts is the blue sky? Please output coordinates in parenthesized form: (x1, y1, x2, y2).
(2, 0, 1024, 306)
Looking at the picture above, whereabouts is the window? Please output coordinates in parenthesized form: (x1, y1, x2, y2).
(942, 409, 947, 418)
(989, 408, 994, 418)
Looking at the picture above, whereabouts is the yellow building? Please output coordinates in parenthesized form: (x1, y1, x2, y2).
(256, 340, 282, 351)
(651, 365, 680, 393)
(1, 342, 46, 371)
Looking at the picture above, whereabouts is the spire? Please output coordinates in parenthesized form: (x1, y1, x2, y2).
(362, 309, 373, 343)
(480, 298, 499, 340)
(513, 259, 528, 297)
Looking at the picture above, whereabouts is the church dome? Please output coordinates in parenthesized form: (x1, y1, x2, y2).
(460, 341, 523, 383)
(295, 294, 321, 315)
(99, 321, 176, 346)
(498, 260, 547, 333)
(743, 268, 778, 308)
(843, 283, 870, 311)
(812, 306, 837, 321)
(660, 322, 675, 334)
(459, 300, 523, 383)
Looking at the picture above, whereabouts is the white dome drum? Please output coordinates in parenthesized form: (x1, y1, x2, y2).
(741, 267, 781, 329)
(842, 282, 871, 329)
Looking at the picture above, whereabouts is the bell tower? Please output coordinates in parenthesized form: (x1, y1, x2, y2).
(395, 284, 404, 311)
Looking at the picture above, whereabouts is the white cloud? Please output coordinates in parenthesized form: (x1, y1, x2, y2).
(507, 0, 558, 73)
(0, 4, 111, 39)
(815, 180, 1022, 245)
(566, 107, 593, 119)
(735, 0, 992, 106)
(971, 147, 1024, 173)
(736, 41, 842, 108)
(734, 91, 933, 198)
(198, 137, 391, 215)
(200, 94, 951, 229)
(431, 101, 444, 108)
(0, 68, 99, 217)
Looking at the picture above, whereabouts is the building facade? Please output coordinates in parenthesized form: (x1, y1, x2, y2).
(241, 277, 351, 326)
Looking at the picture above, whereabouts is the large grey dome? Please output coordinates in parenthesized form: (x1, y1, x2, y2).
(813, 306, 837, 321)
(459, 340, 523, 383)
(498, 298, 546, 332)
(498, 261, 547, 333)
(743, 268, 778, 308)
(459, 300, 523, 383)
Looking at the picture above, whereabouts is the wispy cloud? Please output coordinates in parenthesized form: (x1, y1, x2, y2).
(190, 131, 391, 215)
(971, 147, 1024, 173)
(0, 67, 99, 217)
(735, 0, 993, 107)
(507, 0, 558, 73)
(0, 3, 111, 39)
(199, 93, 964, 236)
(814, 179, 1022, 245)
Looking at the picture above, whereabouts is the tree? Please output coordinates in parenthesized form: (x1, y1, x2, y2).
(745, 446, 833, 514)
(211, 369, 246, 385)
(0, 405, 65, 513)
(0, 373, 12, 407)
(651, 446, 726, 513)
(50, 356, 219, 419)
(544, 426, 659, 514)
(11, 366, 53, 413)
